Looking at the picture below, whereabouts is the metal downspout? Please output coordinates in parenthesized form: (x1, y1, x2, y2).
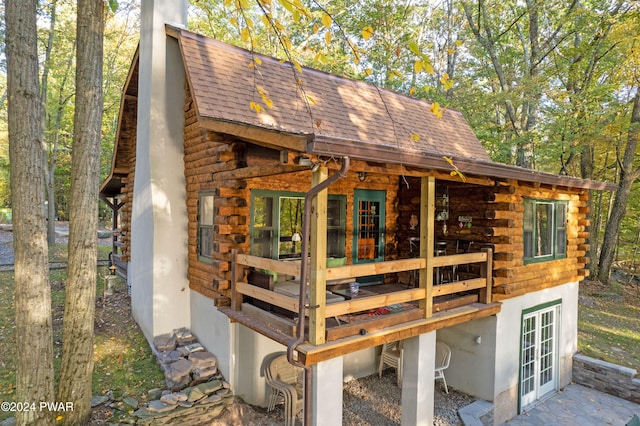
(287, 156, 350, 425)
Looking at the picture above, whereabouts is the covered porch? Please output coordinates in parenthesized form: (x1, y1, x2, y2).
(220, 171, 501, 365)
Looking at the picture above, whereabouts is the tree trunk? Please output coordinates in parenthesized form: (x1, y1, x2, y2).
(598, 88, 640, 284)
(5, 0, 56, 424)
(56, 0, 104, 424)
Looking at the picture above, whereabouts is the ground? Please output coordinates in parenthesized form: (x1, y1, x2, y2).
(1, 225, 638, 425)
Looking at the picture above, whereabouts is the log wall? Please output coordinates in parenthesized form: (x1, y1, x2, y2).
(397, 178, 587, 300)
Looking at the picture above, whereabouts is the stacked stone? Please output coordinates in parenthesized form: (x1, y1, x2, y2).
(134, 327, 233, 423)
(152, 328, 220, 391)
(133, 380, 233, 424)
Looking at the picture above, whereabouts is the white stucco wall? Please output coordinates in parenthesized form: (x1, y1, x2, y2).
(190, 290, 233, 381)
(438, 281, 579, 425)
(130, 0, 191, 340)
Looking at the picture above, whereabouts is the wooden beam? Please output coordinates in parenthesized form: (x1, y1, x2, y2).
(200, 118, 308, 152)
(420, 176, 436, 317)
(236, 281, 299, 313)
(325, 258, 426, 280)
(431, 278, 487, 297)
(324, 288, 426, 317)
(297, 302, 502, 365)
(213, 164, 309, 181)
(309, 166, 328, 345)
(236, 254, 301, 276)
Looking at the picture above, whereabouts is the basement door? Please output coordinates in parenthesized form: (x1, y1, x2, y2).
(353, 189, 385, 284)
(520, 302, 561, 410)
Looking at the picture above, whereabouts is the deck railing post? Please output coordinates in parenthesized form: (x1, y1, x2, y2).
(479, 248, 493, 304)
(419, 176, 436, 318)
(231, 248, 242, 311)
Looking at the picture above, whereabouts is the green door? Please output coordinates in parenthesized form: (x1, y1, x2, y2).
(353, 189, 385, 284)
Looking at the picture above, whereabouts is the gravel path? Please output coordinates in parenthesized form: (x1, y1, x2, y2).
(0, 223, 112, 270)
(211, 369, 473, 425)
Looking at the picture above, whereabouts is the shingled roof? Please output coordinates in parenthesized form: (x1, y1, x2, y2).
(100, 26, 616, 197)
(173, 27, 491, 163)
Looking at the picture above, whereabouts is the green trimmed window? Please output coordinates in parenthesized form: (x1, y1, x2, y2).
(523, 198, 567, 263)
(250, 190, 346, 260)
(198, 192, 215, 262)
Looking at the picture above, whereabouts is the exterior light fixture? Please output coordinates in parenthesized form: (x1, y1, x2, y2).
(358, 171, 367, 182)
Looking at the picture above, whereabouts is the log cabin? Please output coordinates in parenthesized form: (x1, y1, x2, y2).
(99, 2, 615, 424)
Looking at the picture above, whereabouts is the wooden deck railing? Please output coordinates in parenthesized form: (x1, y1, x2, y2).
(231, 249, 493, 325)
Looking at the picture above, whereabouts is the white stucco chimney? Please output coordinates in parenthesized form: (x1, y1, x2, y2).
(130, 0, 190, 340)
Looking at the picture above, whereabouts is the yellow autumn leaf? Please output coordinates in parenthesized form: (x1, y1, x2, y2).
(391, 69, 404, 79)
(241, 27, 250, 43)
(430, 102, 444, 119)
(306, 94, 317, 105)
(414, 60, 423, 74)
(411, 133, 420, 141)
(322, 12, 332, 28)
(293, 10, 301, 22)
(56, 416, 63, 421)
(229, 17, 238, 27)
(364, 68, 373, 76)
(245, 17, 254, 29)
(325, 31, 332, 45)
(440, 73, 454, 91)
(409, 86, 416, 96)
(362, 26, 374, 41)
(455, 40, 463, 46)
(253, 57, 262, 66)
(313, 23, 319, 34)
(277, 0, 294, 13)
(424, 62, 434, 74)
(250, 101, 263, 113)
(256, 85, 273, 109)
(447, 48, 455, 55)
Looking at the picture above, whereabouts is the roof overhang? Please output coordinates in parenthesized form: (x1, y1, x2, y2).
(309, 135, 617, 191)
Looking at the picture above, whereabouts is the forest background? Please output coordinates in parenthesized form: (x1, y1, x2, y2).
(1, 0, 638, 281)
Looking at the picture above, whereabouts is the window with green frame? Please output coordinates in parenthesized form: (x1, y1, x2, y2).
(250, 190, 346, 260)
(198, 192, 215, 262)
(523, 198, 567, 263)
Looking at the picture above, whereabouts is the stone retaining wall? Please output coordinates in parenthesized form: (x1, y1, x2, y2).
(573, 354, 640, 404)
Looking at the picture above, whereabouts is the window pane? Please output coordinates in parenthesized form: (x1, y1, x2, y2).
(524, 201, 534, 258)
(199, 226, 213, 258)
(279, 197, 304, 258)
(200, 195, 214, 226)
(251, 229, 273, 258)
(556, 204, 566, 256)
(254, 196, 273, 228)
(536, 203, 553, 257)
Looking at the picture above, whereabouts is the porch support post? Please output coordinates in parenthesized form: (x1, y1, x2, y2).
(311, 356, 343, 426)
(401, 331, 436, 426)
(419, 176, 435, 318)
(309, 166, 328, 345)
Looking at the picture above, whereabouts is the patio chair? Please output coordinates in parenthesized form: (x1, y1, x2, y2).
(378, 341, 403, 387)
(265, 354, 303, 426)
(435, 341, 451, 393)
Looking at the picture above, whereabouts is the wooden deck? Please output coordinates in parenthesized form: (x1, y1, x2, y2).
(218, 247, 500, 364)
(220, 299, 501, 365)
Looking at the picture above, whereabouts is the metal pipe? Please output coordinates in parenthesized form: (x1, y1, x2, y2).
(286, 156, 350, 425)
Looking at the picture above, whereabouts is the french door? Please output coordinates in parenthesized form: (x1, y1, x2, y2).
(520, 303, 560, 409)
(353, 189, 385, 283)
